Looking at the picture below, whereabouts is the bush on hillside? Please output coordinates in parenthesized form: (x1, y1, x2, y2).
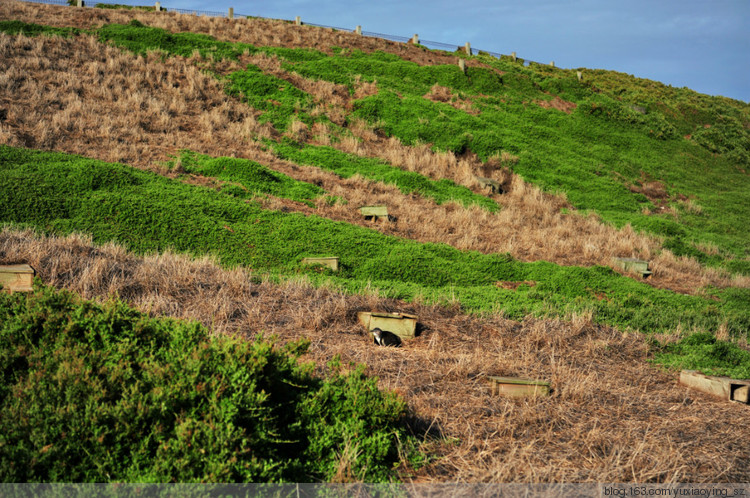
(0, 284, 413, 482)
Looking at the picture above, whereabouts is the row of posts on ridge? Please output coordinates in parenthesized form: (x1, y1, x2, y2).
(70, 2, 584, 81)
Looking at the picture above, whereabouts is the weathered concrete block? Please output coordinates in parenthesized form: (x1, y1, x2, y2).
(614, 257, 652, 278)
(301, 257, 339, 271)
(0, 264, 35, 293)
(357, 311, 418, 340)
(680, 370, 750, 404)
(487, 376, 551, 398)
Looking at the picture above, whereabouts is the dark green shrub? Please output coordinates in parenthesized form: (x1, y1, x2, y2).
(0, 285, 414, 482)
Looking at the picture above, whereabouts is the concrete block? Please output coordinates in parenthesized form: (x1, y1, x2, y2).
(357, 311, 418, 340)
(0, 264, 35, 293)
(680, 370, 750, 404)
(301, 257, 339, 271)
(487, 376, 551, 397)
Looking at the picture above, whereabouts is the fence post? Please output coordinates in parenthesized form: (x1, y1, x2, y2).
(411, 34, 419, 44)
(464, 42, 471, 55)
(76, 0, 82, 6)
(355, 25, 362, 35)
(154, 2, 160, 12)
(295, 16, 301, 26)
(458, 58, 466, 73)
(576, 71, 582, 81)
(550, 61, 555, 68)
(511, 51, 516, 62)
(228, 7, 234, 19)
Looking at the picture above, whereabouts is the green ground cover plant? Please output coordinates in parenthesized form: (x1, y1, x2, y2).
(167, 150, 324, 204)
(95, 20, 327, 65)
(96, 20, 253, 60)
(0, 284, 414, 482)
(652, 332, 750, 379)
(2, 145, 749, 378)
(270, 140, 498, 211)
(0, 20, 79, 37)
(224, 65, 315, 130)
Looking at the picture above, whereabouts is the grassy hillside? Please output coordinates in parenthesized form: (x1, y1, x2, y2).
(1, 2, 750, 483)
(3, 145, 749, 367)
(87, 19, 750, 271)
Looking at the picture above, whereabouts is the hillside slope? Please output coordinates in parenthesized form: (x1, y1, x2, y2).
(1, 1, 749, 483)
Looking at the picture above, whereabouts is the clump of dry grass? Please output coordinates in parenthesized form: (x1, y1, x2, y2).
(352, 74, 378, 99)
(0, 31, 265, 168)
(424, 83, 479, 114)
(535, 96, 577, 114)
(2, 227, 748, 482)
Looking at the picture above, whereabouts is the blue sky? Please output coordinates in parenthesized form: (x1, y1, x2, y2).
(138, 0, 749, 102)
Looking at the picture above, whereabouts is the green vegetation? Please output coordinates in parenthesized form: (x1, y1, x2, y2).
(653, 333, 750, 379)
(97, 20, 253, 60)
(576, 67, 750, 165)
(270, 140, 498, 211)
(0, 20, 79, 37)
(0, 284, 414, 482)
(225, 66, 314, 130)
(2, 146, 749, 374)
(168, 150, 324, 204)
(5, 19, 749, 268)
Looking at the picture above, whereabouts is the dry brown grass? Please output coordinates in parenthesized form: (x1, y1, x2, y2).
(0, 31, 265, 167)
(2, 227, 748, 482)
(535, 96, 578, 114)
(424, 83, 480, 114)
